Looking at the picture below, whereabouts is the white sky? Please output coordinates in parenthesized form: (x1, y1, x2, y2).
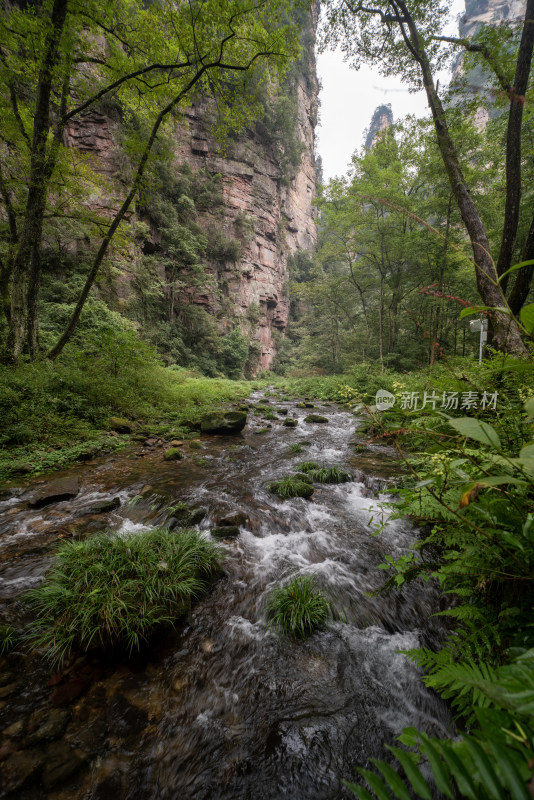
(316, 0, 466, 181)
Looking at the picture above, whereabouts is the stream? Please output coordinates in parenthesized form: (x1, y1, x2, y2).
(0, 390, 451, 799)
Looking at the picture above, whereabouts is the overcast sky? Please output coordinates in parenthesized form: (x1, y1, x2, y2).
(316, 0, 466, 181)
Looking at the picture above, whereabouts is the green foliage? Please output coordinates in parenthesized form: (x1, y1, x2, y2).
(347, 650, 534, 800)
(267, 475, 314, 498)
(0, 330, 251, 480)
(267, 574, 331, 638)
(0, 624, 17, 656)
(347, 388, 534, 799)
(25, 528, 221, 666)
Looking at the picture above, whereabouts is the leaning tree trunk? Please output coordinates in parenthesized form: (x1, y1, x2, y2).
(392, 0, 528, 356)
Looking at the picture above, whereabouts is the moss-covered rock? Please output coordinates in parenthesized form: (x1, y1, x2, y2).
(200, 410, 247, 435)
(304, 414, 328, 424)
(283, 418, 298, 428)
(164, 448, 183, 461)
(109, 417, 133, 434)
(211, 525, 240, 539)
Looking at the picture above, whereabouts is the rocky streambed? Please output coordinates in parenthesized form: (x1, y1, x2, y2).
(0, 390, 451, 799)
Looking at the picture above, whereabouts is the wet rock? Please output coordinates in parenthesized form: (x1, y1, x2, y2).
(163, 448, 183, 461)
(167, 505, 206, 529)
(27, 709, 70, 745)
(304, 402, 315, 408)
(77, 497, 121, 516)
(0, 671, 15, 687)
(108, 417, 132, 434)
(304, 414, 328, 423)
(50, 677, 91, 707)
(169, 439, 184, 447)
(0, 681, 18, 699)
(200, 410, 247, 435)
(28, 476, 79, 509)
(188, 440, 204, 450)
(283, 419, 298, 428)
(3, 718, 25, 738)
(215, 511, 249, 527)
(108, 693, 148, 737)
(91, 772, 124, 800)
(0, 749, 45, 794)
(211, 525, 240, 539)
(42, 741, 87, 790)
(277, 408, 288, 415)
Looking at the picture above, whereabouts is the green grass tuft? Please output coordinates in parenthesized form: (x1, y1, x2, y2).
(0, 624, 17, 655)
(267, 476, 314, 499)
(25, 527, 221, 666)
(267, 575, 331, 638)
(287, 443, 304, 454)
(308, 465, 352, 484)
(297, 461, 319, 472)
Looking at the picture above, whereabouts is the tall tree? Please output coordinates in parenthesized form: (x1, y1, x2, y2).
(0, 0, 304, 362)
(321, 0, 534, 355)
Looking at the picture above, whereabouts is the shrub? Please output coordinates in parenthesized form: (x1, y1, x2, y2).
(25, 528, 221, 665)
(267, 575, 331, 638)
(267, 476, 314, 499)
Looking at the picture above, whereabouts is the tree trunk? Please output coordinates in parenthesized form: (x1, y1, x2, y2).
(3, 0, 68, 362)
(430, 195, 451, 368)
(392, 0, 528, 356)
(497, 0, 534, 291)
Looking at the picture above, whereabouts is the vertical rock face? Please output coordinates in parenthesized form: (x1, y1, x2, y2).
(63, 17, 318, 374)
(452, 0, 526, 127)
(174, 61, 318, 371)
(364, 104, 393, 150)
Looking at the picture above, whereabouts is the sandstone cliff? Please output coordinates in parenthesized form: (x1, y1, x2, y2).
(364, 104, 393, 150)
(63, 18, 318, 374)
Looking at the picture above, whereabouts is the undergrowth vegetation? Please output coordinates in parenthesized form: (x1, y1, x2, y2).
(25, 528, 221, 666)
(0, 327, 251, 481)
(343, 370, 534, 798)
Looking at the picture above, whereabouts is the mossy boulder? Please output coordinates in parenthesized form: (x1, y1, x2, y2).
(278, 408, 288, 415)
(164, 448, 183, 461)
(200, 410, 247, 435)
(211, 525, 240, 539)
(283, 418, 298, 428)
(304, 414, 328, 424)
(109, 417, 133, 434)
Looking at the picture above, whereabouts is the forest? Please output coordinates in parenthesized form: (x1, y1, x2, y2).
(0, 0, 533, 798)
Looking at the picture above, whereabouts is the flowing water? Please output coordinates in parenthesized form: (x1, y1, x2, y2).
(0, 391, 451, 799)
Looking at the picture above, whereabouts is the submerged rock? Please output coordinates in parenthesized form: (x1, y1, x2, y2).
(28, 476, 79, 509)
(200, 410, 247, 435)
(215, 511, 249, 527)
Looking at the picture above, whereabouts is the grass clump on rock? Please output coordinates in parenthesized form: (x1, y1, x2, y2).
(0, 624, 17, 655)
(297, 461, 351, 484)
(267, 575, 331, 638)
(267, 476, 314, 499)
(25, 528, 221, 666)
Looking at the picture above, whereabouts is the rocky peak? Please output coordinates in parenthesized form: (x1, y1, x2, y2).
(364, 104, 393, 150)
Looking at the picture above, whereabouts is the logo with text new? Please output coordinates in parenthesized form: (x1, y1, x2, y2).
(375, 390, 396, 411)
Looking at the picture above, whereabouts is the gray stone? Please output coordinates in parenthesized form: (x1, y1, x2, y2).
(28, 476, 79, 509)
(0, 749, 44, 794)
(76, 497, 121, 516)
